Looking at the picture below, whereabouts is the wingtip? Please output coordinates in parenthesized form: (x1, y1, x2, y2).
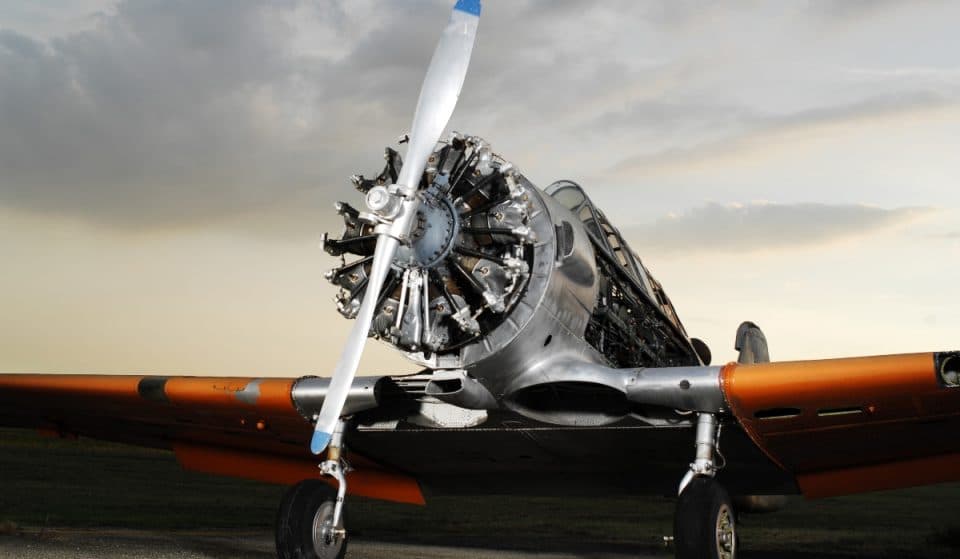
(454, 0, 481, 17)
(310, 431, 332, 455)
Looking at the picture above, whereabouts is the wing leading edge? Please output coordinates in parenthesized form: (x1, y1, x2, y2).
(722, 351, 960, 497)
(0, 374, 424, 505)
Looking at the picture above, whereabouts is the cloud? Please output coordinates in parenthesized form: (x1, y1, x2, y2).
(0, 1, 311, 232)
(625, 202, 934, 255)
(0, 0, 427, 236)
(0, 0, 681, 236)
(803, 0, 920, 22)
(842, 66, 960, 84)
(607, 92, 959, 177)
(1, 0, 957, 239)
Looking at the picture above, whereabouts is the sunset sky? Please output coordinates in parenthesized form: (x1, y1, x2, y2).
(1, 0, 958, 377)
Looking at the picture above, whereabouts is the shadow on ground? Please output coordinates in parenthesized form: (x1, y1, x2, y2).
(1, 429, 958, 559)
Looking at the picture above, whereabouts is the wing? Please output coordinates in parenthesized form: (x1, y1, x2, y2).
(3, 351, 959, 503)
(0, 374, 424, 504)
(722, 351, 960, 497)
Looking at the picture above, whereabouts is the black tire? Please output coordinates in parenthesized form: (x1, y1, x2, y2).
(674, 476, 737, 559)
(276, 480, 348, 559)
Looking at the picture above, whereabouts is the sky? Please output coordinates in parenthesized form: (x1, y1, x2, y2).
(0, 0, 957, 377)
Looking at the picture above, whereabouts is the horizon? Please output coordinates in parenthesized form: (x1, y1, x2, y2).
(1, 0, 957, 377)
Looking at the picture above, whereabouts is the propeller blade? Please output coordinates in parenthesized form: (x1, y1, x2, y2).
(311, 235, 398, 454)
(395, 0, 481, 192)
(311, 0, 481, 455)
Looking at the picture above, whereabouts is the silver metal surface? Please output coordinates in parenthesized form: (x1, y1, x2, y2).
(395, 269, 410, 331)
(678, 413, 720, 495)
(398, 270, 424, 350)
(292, 376, 382, 420)
(319, 460, 347, 536)
(311, 498, 345, 559)
(393, 185, 461, 269)
(365, 185, 400, 218)
(501, 360, 630, 426)
(461, 184, 604, 398)
(625, 366, 725, 413)
(499, 361, 724, 426)
(317, 418, 348, 544)
(543, 180, 700, 366)
(425, 369, 498, 410)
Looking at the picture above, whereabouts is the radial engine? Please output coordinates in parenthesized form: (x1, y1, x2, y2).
(324, 134, 705, 423)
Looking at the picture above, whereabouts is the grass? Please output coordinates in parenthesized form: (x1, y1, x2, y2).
(1, 428, 959, 557)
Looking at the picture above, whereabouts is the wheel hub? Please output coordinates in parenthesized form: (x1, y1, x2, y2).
(311, 501, 344, 558)
(715, 503, 735, 559)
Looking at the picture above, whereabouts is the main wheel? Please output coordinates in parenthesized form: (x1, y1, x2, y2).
(674, 476, 737, 559)
(276, 480, 347, 559)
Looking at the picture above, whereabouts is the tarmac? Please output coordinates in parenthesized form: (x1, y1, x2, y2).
(5, 527, 958, 559)
(0, 528, 669, 559)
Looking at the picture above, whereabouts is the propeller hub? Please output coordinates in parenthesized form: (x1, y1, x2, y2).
(394, 181, 460, 269)
(365, 185, 401, 218)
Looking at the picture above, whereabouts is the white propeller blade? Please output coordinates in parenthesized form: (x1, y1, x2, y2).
(311, 0, 481, 455)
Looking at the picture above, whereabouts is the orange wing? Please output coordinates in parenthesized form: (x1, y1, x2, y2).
(3, 354, 960, 502)
(722, 352, 960, 497)
(0, 374, 423, 505)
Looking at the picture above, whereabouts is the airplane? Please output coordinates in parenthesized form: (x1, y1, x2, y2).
(1, 1, 959, 558)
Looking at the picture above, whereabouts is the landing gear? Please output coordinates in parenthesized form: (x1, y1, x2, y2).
(674, 476, 737, 559)
(277, 419, 350, 559)
(275, 480, 347, 559)
(673, 412, 737, 559)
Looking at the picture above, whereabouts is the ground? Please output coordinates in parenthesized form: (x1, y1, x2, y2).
(0, 429, 957, 558)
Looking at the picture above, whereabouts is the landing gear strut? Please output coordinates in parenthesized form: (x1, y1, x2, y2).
(276, 419, 350, 559)
(674, 413, 737, 559)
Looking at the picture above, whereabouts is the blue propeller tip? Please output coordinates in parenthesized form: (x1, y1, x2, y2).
(454, 0, 481, 16)
(310, 431, 332, 455)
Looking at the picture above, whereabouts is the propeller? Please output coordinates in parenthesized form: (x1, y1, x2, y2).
(311, 0, 482, 454)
